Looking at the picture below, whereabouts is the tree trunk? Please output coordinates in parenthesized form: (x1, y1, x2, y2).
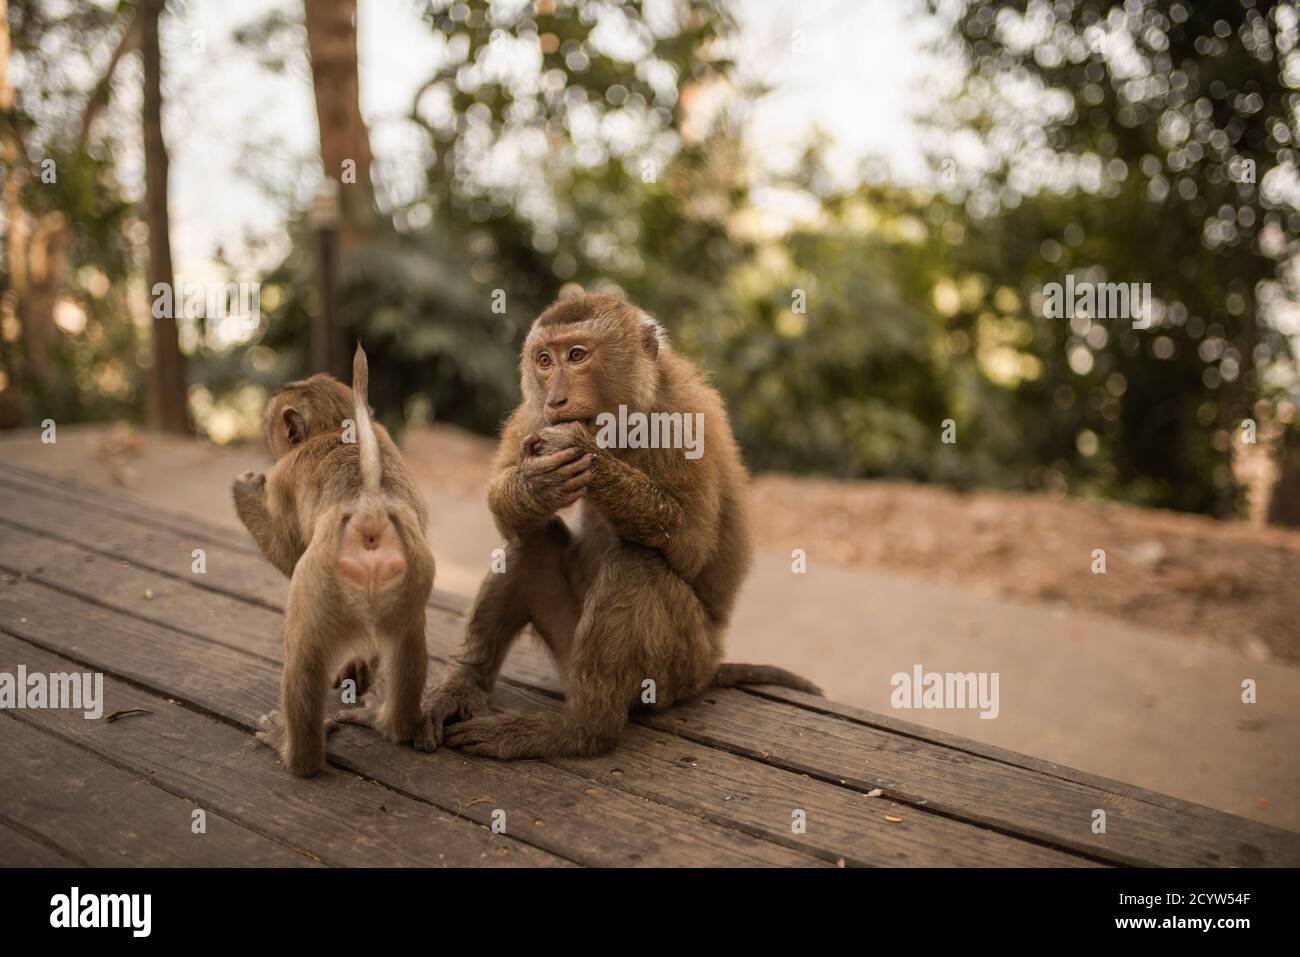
(1268, 428, 1300, 527)
(303, 0, 375, 249)
(141, 0, 189, 433)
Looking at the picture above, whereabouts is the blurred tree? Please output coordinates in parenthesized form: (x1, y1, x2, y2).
(1, 0, 144, 428)
(929, 0, 1300, 517)
(248, 0, 749, 436)
(245, 0, 983, 483)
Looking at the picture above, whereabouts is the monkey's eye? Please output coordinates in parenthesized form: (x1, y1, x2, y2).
(567, 346, 589, 363)
(537, 351, 553, 370)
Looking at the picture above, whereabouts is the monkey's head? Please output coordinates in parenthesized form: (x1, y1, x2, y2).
(522, 292, 663, 427)
(264, 373, 354, 459)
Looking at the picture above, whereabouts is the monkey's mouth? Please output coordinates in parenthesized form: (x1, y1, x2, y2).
(546, 413, 596, 427)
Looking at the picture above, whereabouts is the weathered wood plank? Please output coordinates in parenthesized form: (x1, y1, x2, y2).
(0, 822, 81, 867)
(0, 521, 1097, 866)
(0, 714, 314, 867)
(641, 690, 1300, 867)
(0, 461, 260, 554)
(0, 522, 286, 666)
(0, 578, 822, 867)
(0, 634, 568, 868)
(488, 683, 1096, 866)
(744, 683, 1286, 830)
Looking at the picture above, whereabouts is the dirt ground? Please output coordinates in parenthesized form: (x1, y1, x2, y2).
(751, 476, 1300, 666)
(3, 422, 1298, 833)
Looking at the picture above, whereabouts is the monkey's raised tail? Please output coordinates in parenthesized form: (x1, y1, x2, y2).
(337, 344, 405, 601)
(715, 663, 823, 696)
(352, 343, 381, 497)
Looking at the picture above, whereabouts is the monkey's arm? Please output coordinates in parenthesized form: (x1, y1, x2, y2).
(585, 453, 716, 579)
(233, 474, 302, 578)
(487, 466, 553, 538)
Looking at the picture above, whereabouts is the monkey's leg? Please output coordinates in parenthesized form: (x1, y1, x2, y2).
(383, 611, 433, 747)
(425, 519, 579, 740)
(268, 616, 332, 776)
(334, 611, 432, 749)
(258, 547, 346, 776)
(446, 547, 691, 760)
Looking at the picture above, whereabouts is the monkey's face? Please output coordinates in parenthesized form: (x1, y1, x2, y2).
(530, 333, 607, 426)
(524, 296, 663, 426)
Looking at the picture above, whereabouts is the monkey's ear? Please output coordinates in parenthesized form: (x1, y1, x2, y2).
(282, 407, 307, 446)
(641, 317, 663, 360)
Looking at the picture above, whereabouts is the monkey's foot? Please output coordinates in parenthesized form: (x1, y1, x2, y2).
(443, 711, 564, 760)
(253, 710, 337, 774)
(254, 710, 338, 749)
(332, 705, 431, 750)
(422, 679, 490, 749)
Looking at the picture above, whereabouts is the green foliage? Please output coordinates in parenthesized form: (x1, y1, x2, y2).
(17, 0, 1290, 519)
(251, 1, 978, 484)
(926, 0, 1300, 514)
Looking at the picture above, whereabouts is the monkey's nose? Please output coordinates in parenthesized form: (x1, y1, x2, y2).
(547, 396, 568, 408)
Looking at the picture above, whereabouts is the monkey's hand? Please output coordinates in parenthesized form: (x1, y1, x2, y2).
(533, 421, 597, 458)
(422, 676, 492, 750)
(490, 433, 594, 534)
(232, 470, 267, 504)
(527, 424, 596, 510)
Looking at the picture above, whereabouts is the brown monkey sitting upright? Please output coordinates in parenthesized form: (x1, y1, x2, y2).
(426, 292, 820, 759)
(232, 345, 435, 775)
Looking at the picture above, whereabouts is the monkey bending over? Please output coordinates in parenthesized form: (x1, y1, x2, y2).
(426, 293, 821, 759)
(232, 346, 435, 775)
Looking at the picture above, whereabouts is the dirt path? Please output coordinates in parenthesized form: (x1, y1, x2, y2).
(3, 423, 1297, 833)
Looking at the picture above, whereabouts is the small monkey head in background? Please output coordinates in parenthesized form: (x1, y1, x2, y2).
(264, 372, 354, 460)
(522, 292, 664, 427)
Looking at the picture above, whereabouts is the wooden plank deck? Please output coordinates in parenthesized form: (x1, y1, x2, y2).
(1, 459, 1298, 868)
